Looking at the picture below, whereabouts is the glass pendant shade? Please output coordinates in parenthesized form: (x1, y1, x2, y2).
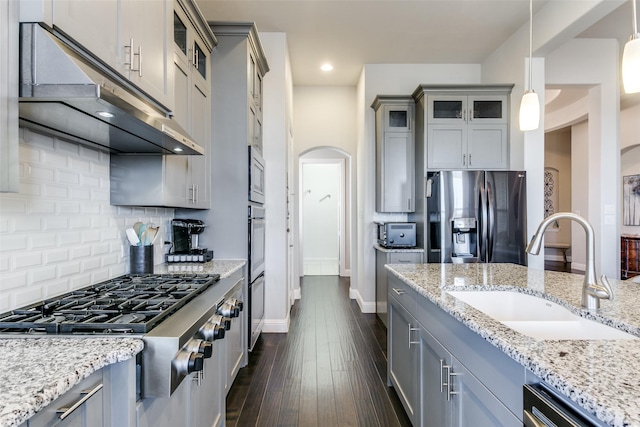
(519, 90, 540, 131)
(623, 36, 640, 93)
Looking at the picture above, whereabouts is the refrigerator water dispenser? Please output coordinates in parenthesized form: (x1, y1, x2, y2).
(451, 217, 478, 262)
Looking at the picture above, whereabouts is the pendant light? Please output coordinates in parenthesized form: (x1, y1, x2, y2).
(623, 0, 640, 93)
(519, 0, 540, 131)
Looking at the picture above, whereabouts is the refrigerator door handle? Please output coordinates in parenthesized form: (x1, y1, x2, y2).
(486, 178, 496, 262)
(479, 182, 488, 261)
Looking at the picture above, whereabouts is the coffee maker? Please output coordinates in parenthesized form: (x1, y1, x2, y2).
(168, 219, 213, 263)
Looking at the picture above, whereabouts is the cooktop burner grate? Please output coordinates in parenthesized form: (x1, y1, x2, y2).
(0, 273, 220, 334)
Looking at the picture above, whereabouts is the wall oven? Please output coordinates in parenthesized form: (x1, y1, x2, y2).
(249, 147, 265, 204)
(248, 205, 265, 350)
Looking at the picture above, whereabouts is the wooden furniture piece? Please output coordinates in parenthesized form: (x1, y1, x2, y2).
(621, 235, 640, 280)
(544, 242, 570, 264)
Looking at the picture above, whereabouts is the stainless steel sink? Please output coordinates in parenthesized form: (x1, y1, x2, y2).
(446, 290, 637, 340)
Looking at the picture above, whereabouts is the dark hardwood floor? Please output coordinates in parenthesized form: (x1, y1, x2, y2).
(545, 260, 584, 274)
(226, 275, 411, 427)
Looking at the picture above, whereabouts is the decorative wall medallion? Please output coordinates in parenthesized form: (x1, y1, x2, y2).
(544, 168, 559, 229)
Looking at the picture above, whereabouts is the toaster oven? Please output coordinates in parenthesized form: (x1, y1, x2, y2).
(377, 222, 416, 248)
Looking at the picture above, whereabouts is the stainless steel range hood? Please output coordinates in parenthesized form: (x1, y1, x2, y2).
(19, 23, 203, 156)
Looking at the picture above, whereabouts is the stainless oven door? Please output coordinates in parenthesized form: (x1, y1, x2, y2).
(249, 273, 265, 351)
(249, 147, 265, 204)
(249, 205, 265, 282)
(523, 384, 592, 427)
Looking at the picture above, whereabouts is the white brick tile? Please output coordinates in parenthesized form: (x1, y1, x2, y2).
(91, 189, 109, 202)
(58, 202, 81, 215)
(19, 143, 41, 163)
(81, 230, 101, 243)
(69, 216, 91, 229)
(29, 233, 57, 249)
(43, 217, 69, 230)
(92, 216, 110, 229)
(81, 257, 101, 271)
(42, 150, 69, 168)
(14, 252, 43, 269)
(19, 182, 42, 197)
(0, 198, 27, 214)
(0, 218, 7, 233)
(108, 264, 127, 277)
(59, 261, 81, 277)
(54, 139, 80, 155)
(92, 163, 108, 176)
(0, 271, 28, 291)
(69, 187, 91, 201)
(71, 273, 92, 289)
(57, 170, 80, 185)
(30, 266, 57, 284)
(0, 295, 10, 313)
(0, 235, 28, 252)
(43, 184, 69, 199)
(28, 164, 55, 181)
(28, 199, 56, 214)
(0, 256, 9, 271)
(14, 217, 42, 233)
(24, 129, 54, 150)
(15, 286, 43, 308)
(58, 232, 81, 246)
(102, 253, 119, 267)
(92, 270, 111, 283)
(81, 202, 101, 215)
(91, 243, 110, 256)
(71, 245, 92, 259)
(70, 157, 91, 173)
(44, 249, 70, 264)
(80, 175, 100, 187)
(45, 280, 70, 298)
(79, 145, 101, 161)
(101, 228, 118, 241)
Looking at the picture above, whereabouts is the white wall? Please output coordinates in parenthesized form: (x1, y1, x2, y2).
(261, 32, 294, 333)
(356, 64, 481, 312)
(571, 121, 589, 271)
(621, 145, 640, 236)
(0, 129, 175, 312)
(544, 128, 572, 259)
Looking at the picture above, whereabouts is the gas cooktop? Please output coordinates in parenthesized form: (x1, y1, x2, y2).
(0, 273, 220, 334)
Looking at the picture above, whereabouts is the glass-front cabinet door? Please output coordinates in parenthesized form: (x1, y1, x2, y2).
(468, 95, 507, 124)
(428, 94, 507, 125)
(384, 105, 412, 132)
(428, 96, 467, 124)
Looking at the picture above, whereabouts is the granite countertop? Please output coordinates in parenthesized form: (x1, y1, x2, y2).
(0, 259, 245, 427)
(155, 259, 246, 278)
(0, 338, 143, 427)
(373, 243, 424, 253)
(385, 263, 640, 427)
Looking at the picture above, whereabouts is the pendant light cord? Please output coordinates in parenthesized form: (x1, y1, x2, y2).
(528, 0, 533, 92)
(633, 0, 638, 38)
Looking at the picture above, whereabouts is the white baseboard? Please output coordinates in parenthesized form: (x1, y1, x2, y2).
(262, 316, 290, 333)
(349, 287, 375, 313)
(545, 255, 572, 263)
(572, 262, 586, 271)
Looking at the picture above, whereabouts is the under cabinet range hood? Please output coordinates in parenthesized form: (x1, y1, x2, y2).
(19, 23, 203, 155)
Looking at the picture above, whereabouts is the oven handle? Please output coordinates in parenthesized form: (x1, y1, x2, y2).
(523, 410, 546, 427)
(57, 382, 103, 420)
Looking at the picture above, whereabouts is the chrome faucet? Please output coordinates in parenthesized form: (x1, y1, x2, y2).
(526, 212, 613, 310)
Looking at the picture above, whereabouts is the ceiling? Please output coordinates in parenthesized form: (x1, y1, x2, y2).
(195, 0, 637, 111)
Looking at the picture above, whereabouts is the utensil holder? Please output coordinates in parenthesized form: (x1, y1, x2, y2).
(130, 245, 154, 274)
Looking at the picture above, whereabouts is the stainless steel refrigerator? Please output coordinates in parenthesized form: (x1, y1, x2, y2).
(415, 170, 527, 265)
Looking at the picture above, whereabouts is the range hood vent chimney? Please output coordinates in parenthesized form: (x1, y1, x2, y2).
(19, 23, 203, 156)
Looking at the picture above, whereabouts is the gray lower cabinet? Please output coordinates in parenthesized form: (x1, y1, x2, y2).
(375, 248, 423, 327)
(189, 341, 224, 427)
(24, 359, 136, 427)
(389, 273, 522, 427)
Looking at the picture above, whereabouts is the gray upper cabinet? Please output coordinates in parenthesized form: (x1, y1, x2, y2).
(414, 86, 512, 171)
(51, 0, 172, 109)
(1, 0, 18, 193)
(110, 0, 215, 208)
(372, 96, 415, 213)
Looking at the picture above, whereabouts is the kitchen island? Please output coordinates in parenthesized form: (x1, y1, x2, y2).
(386, 262, 640, 427)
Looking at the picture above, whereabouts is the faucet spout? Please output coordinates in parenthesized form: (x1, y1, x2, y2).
(526, 212, 613, 310)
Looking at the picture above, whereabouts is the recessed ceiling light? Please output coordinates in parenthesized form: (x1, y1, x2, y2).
(96, 111, 114, 118)
(321, 63, 334, 72)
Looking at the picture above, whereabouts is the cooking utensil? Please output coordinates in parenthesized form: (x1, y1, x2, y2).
(133, 222, 143, 236)
(126, 228, 141, 246)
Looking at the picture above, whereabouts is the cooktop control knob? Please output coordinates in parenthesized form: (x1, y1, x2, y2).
(228, 298, 244, 312)
(222, 317, 232, 330)
(189, 353, 204, 373)
(198, 321, 226, 342)
(186, 338, 212, 358)
(173, 350, 204, 375)
(218, 302, 239, 318)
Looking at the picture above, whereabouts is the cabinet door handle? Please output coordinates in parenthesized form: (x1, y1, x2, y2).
(57, 383, 103, 420)
(447, 369, 460, 401)
(392, 288, 406, 296)
(407, 198, 411, 211)
(468, 154, 471, 166)
(125, 38, 135, 71)
(136, 45, 142, 77)
(408, 324, 420, 348)
(469, 108, 473, 121)
(462, 154, 466, 166)
(440, 359, 446, 393)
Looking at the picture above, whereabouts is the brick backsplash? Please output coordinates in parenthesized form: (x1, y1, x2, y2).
(0, 129, 175, 312)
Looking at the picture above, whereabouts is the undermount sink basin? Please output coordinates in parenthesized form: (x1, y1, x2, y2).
(446, 290, 637, 340)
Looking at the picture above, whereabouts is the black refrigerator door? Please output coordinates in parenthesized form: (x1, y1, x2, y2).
(485, 171, 527, 265)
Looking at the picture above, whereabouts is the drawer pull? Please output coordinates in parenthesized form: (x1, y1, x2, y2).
(392, 288, 406, 296)
(57, 383, 103, 420)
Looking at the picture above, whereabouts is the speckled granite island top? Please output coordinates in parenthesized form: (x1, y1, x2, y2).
(0, 337, 143, 427)
(385, 262, 640, 427)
